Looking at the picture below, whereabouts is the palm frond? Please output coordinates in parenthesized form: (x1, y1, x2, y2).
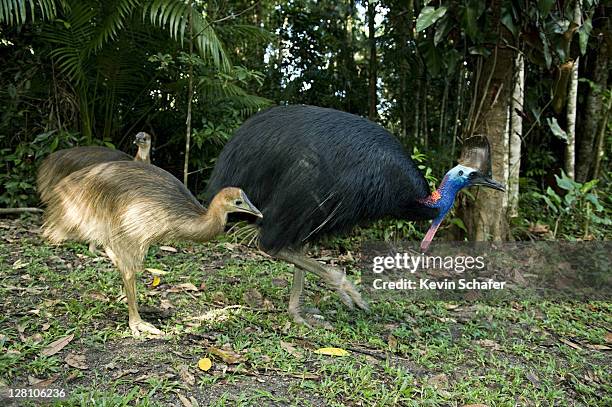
(41, 1, 96, 85)
(143, 0, 231, 72)
(90, 0, 141, 51)
(0, 0, 61, 25)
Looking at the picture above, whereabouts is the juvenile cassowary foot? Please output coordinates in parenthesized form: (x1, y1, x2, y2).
(276, 249, 368, 326)
(129, 317, 163, 337)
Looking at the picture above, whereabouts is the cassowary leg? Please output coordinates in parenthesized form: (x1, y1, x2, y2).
(287, 267, 309, 325)
(118, 264, 162, 337)
(88, 242, 97, 254)
(275, 249, 369, 317)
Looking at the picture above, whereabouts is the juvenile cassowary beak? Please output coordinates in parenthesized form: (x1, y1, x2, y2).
(237, 191, 263, 218)
(133, 132, 149, 147)
(469, 172, 506, 191)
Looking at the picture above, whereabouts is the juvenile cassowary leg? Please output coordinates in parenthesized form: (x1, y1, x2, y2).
(115, 255, 162, 337)
(88, 242, 97, 254)
(275, 249, 368, 324)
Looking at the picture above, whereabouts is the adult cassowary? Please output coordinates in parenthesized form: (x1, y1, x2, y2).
(205, 105, 504, 325)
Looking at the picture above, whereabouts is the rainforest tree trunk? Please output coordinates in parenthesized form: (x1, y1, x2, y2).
(565, 0, 582, 180)
(576, 38, 609, 182)
(367, 0, 377, 120)
(508, 54, 524, 218)
(461, 0, 513, 242)
(183, 7, 194, 186)
(565, 56, 579, 180)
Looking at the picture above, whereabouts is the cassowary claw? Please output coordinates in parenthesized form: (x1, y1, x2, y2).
(129, 318, 163, 337)
(324, 268, 369, 311)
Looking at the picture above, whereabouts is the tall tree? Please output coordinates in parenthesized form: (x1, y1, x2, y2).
(461, 0, 514, 241)
(367, 0, 377, 119)
(508, 53, 524, 218)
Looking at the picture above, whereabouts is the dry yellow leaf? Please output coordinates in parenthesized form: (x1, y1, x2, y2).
(145, 268, 168, 276)
(151, 276, 161, 287)
(314, 347, 349, 357)
(197, 357, 212, 371)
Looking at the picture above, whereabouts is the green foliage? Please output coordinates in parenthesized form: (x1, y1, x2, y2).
(0, 130, 83, 207)
(530, 171, 611, 239)
(0, 0, 62, 25)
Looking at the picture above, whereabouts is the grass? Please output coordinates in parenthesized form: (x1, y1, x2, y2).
(0, 215, 610, 406)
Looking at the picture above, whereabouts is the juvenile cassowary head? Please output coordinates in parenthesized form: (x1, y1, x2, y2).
(214, 187, 264, 218)
(420, 135, 505, 251)
(133, 132, 152, 148)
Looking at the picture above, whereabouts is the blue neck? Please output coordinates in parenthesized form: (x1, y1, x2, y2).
(422, 174, 463, 223)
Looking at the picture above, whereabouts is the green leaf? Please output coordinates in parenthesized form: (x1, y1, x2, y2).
(555, 175, 574, 191)
(449, 217, 467, 233)
(416, 6, 447, 33)
(501, 4, 518, 38)
(546, 117, 567, 142)
(578, 17, 592, 55)
(538, 0, 555, 15)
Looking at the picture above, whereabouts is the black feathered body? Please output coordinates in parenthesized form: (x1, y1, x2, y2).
(37, 146, 133, 204)
(206, 105, 438, 252)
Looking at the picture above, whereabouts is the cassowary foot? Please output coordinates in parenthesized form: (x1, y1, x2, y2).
(87, 242, 98, 255)
(324, 268, 369, 311)
(288, 306, 333, 330)
(129, 318, 163, 337)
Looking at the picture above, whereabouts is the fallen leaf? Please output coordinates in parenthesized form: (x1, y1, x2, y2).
(112, 368, 139, 380)
(88, 292, 109, 302)
(605, 332, 612, 344)
(585, 344, 611, 351)
(28, 333, 43, 344)
(387, 334, 398, 351)
(208, 346, 243, 364)
(443, 303, 460, 310)
(526, 371, 540, 387)
(197, 357, 212, 371)
(178, 393, 193, 407)
(211, 291, 228, 304)
(176, 364, 195, 386)
(559, 338, 582, 350)
(65, 353, 88, 370)
(168, 283, 199, 293)
(427, 373, 448, 389)
(12, 259, 30, 270)
(271, 278, 288, 287)
(146, 268, 168, 276)
(160, 245, 177, 252)
(280, 341, 303, 358)
(41, 334, 74, 357)
(314, 347, 349, 357)
(151, 276, 161, 288)
(243, 288, 263, 308)
(160, 299, 174, 310)
(41, 323, 50, 331)
(528, 223, 549, 234)
(474, 339, 501, 350)
(462, 404, 489, 407)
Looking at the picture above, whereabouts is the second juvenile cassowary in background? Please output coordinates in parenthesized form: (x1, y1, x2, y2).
(206, 105, 505, 325)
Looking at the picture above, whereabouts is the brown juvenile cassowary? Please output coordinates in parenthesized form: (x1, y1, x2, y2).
(42, 161, 262, 336)
(206, 105, 504, 326)
(37, 132, 153, 205)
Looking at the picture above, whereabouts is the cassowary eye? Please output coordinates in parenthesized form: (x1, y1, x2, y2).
(235, 200, 243, 206)
(458, 170, 464, 176)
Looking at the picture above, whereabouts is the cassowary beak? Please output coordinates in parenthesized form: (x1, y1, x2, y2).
(470, 172, 506, 191)
(238, 191, 263, 218)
